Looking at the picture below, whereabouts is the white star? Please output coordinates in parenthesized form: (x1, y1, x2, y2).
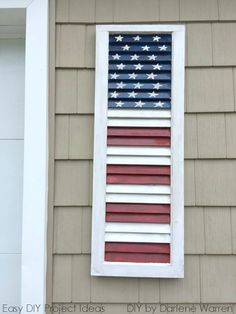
(110, 91, 119, 98)
(128, 91, 138, 98)
(135, 100, 145, 107)
(110, 73, 119, 79)
(116, 82, 126, 89)
(116, 101, 125, 107)
(154, 101, 165, 108)
(133, 82, 143, 89)
(112, 54, 121, 60)
(122, 45, 130, 51)
(153, 82, 163, 90)
(159, 45, 167, 51)
(153, 35, 161, 42)
(152, 63, 162, 70)
(133, 35, 141, 41)
(148, 55, 157, 61)
(115, 35, 123, 42)
(149, 91, 159, 98)
(128, 73, 137, 79)
(142, 45, 150, 51)
(147, 73, 157, 80)
(134, 63, 143, 70)
(116, 63, 126, 70)
(130, 54, 139, 61)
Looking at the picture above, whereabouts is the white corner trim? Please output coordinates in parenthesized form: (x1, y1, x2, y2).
(20, 0, 48, 311)
(91, 24, 185, 278)
(0, 0, 33, 8)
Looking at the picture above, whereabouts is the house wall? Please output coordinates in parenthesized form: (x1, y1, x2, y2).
(48, 0, 236, 311)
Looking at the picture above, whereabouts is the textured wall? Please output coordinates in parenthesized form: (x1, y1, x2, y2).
(49, 0, 236, 311)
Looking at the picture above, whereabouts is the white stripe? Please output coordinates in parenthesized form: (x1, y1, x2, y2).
(108, 118, 171, 127)
(107, 146, 171, 156)
(106, 193, 171, 204)
(108, 110, 171, 119)
(106, 184, 170, 195)
(105, 222, 170, 234)
(107, 156, 171, 165)
(105, 233, 171, 243)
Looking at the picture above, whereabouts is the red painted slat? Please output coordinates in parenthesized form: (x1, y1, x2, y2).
(108, 127, 171, 137)
(105, 252, 170, 263)
(106, 203, 170, 214)
(105, 242, 170, 254)
(107, 174, 170, 185)
(107, 136, 170, 147)
(107, 165, 170, 175)
(106, 212, 170, 223)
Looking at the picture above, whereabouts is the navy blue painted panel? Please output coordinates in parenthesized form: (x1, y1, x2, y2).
(109, 73, 171, 81)
(109, 54, 171, 62)
(108, 33, 172, 110)
(108, 82, 171, 90)
(108, 101, 171, 109)
(109, 34, 172, 44)
(108, 92, 171, 100)
(109, 63, 171, 71)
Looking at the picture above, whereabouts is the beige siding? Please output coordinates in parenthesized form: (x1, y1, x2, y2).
(49, 0, 236, 308)
(186, 68, 235, 112)
(180, 0, 218, 21)
(160, 256, 201, 302)
(113, 0, 160, 22)
(185, 207, 205, 254)
(195, 160, 236, 206)
(201, 256, 236, 302)
(186, 24, 212, 66)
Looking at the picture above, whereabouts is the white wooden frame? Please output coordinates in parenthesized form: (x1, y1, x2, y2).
(0, 0, 49, 309)
(91, 25, 185, 278)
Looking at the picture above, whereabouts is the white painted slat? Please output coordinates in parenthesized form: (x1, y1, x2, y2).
(107, 156, 171, 165)
(105, 222, 171, 234)
(107, 110, 171, 119)
(105, 233, 171, 243)
(108, 118, 171, 127)
(106, 184, 170, 195)
(107, 146, 171, 156)
(106, 193, 171, 204)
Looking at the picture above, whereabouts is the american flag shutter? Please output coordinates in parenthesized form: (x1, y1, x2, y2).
(92, 25, 185, 278)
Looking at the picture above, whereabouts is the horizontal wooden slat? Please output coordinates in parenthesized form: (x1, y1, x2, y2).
(107, 156, 171, 165)
(106, 203, 170, 214)
(105, 242, 170, 254)
(107, 146, 171, 156)
(105, 222, 171, 234)
(106, 184, 171, 195)
(107, 165, 170, 175)
(105, 232, 171, 243)
(107, 109, 171, 118)
(106, 193, 171, 204)
(107, 174, 170, 185)
(106, 212, 170, 223)
(108, 118, 171, 127)
(105, 252, 170, 263)
(107, 136, 170, 147)
(107, 127, 171, 137)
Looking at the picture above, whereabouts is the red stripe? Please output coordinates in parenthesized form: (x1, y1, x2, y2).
(107, 174, 170, 185)
(108, 127, 170, 137)
(107, 165, 170, 175)
(105, 252, 170, 263)
(105, 242, 170, 254)
(106, 203, 170, 214)
(107, 136, 170, 147)
(106, 212, 170, 223)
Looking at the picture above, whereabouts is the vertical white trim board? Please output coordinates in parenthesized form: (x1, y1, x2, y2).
(0, 0, 49, 311)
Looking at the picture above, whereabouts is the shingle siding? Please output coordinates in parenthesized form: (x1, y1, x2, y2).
(49, 0, 236, 307)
